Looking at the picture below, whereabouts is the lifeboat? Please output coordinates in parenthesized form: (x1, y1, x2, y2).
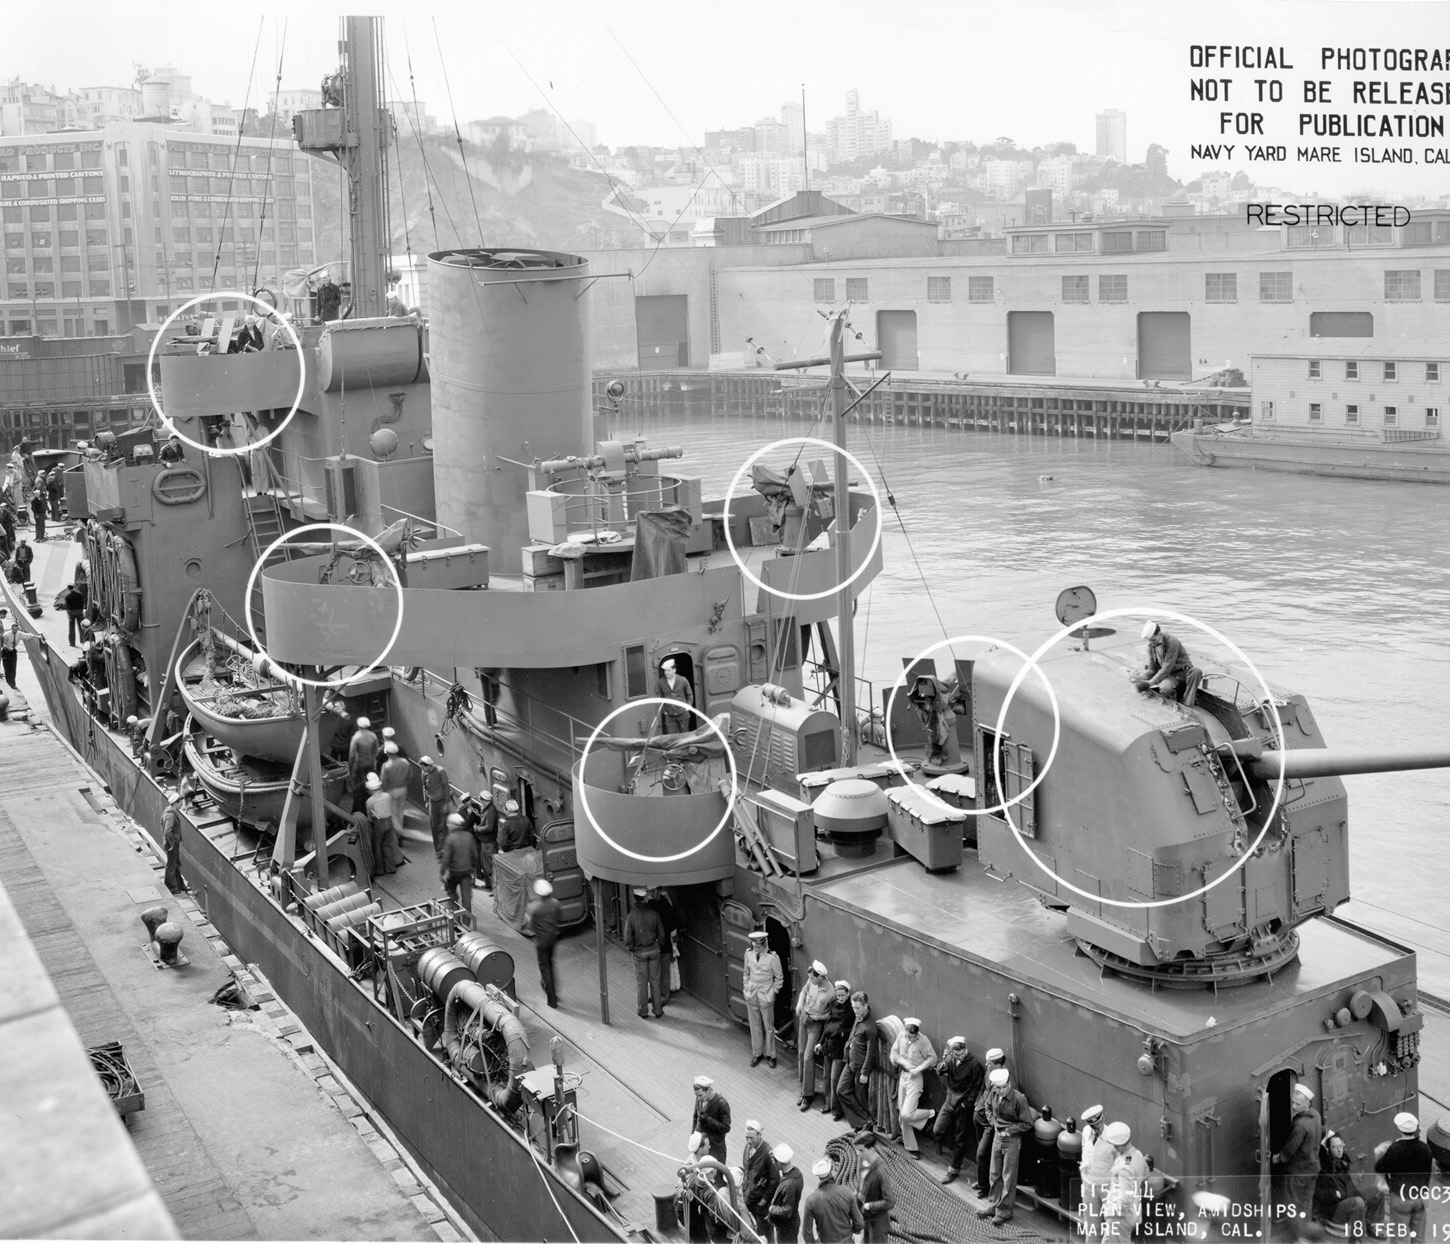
(182, 723, 346, 830)
(174, 638, 326, 763)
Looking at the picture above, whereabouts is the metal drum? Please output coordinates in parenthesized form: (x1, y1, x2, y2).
(454, 932, 515, 990)
(1056, 1117, 1083, 1207)
(313, 891, 373, 923)
(305, 881, 362, 910)
(417, 948, 475, 1005)
(1032, 1107, 1064, 1196)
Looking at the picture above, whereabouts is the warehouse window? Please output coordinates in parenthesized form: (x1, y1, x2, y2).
(1260, 401, 1274, 420)
(927, 276, 951, 302)
(1345, 361, 1359, 379)
(1010, 234, 1048, 254)
(1345, 404, 1359, 424)
(1137, 230, 1166, 251)
(1347, 224, 1393, 246)
(968, 276, 994, 302)
(1383, 361, 1398, 381)
(1061, 275, 1089, 302)
(1403, 221, 1433, 245)
(1384, 405, 1398, 426)
(1260, 272, 1292, 302)
(845, 278, 869, 301)
(1427, 408, 1440, 428)
(1309, 403, 1322, 422)
(1206, 273, 1237, 302)
(1435, 271, 1450, 301)
(1102, 231, 1133, 253)
(1308, 360, 1321, 378)
(1428, 363, 1440, 382)
(1384, 270, 1420, 301)
(1098, 274, 1127, 302)
(1054, 232, 1093, 253)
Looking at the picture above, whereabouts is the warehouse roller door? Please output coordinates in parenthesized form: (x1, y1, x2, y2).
(876, 310, 919, 370)
(1007, 311, 1055, 376)
(1137, 312, 1192, 380)
(635, 294, 689, 370)
(1309, 312, 1373, 337)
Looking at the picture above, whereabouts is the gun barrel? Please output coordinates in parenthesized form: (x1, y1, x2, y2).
(1245, 746, 1450, 782)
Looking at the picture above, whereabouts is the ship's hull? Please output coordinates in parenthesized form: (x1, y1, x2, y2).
(16, 626, 620, 1244)
(1172, 428, 1450, 482)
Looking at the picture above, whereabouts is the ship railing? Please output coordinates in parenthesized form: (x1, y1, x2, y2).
(1251, 423, 1441, 444)
(801, 655, 882, 739)
(546, 476, 699, 536)
(378, 503, 461, 540)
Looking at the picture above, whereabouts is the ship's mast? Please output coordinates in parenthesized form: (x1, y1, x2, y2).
(294, 16, 393, 318)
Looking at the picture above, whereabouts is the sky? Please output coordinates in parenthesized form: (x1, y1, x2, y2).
(10, 0, 1450, 199)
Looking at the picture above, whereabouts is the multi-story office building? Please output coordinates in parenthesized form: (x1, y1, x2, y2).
(1096, 109, 1127, 163)
(1, 121, 318, 337)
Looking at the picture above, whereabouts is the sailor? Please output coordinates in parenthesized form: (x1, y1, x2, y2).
(522, 878, 563, 1008)
(800, 1156, 861, 1244)
(743, 929, 783, 1068)
(816, 980, 852, 1117)
(794, 960, 834, 1111)
(317, 276, 342, 323)
(30, 486, 46, 541)
(1, 608, 19, 689)
(378, 741, 411, 840)
(365, 773, 404, 875)
(347, 716, 380, 799)
(624, 887, 667, 1019)
(377, 725, 396, 769)
(1273, 1084, 1322, 1231)
(439, 812, 478, 929)
(677, 1132, 730, 1243)
(0, 499, 15, 559)
(13, 537, 33, 582)
(1315, 1130, 1377, 1235)
(934, 1036, 985, 1184)
(45, 467, 62, 520)
(855, 1133, 895, 1244)
(972, 1049, 1008, 1195)
(890, 1017, 936, 1158)
(1374, 1111, 1433, 1242)
(237, 314, 265, 352)
(1079, 1104, 1114, 1238)
(63, 582, 85, 646)
(1134, 621, 1196, 704)
(656, 657, 694, 734)
(767, 1143, 804, 1244)
(975, 1064, 1038, 1226)
(162, 791, 187, 894)
(385, 273, 416, 318)
(126, 713, 154, 758)
(418, 755, 453, 856)
(1099, 1122, 1148, 1244)
(158, 435, 185, 464)
(497, 798, 536, 852)
(833, 990, 878, 1127)
(460, 792, 498, 889)
(690, 1076, 732, 1165)
(741, 1120, 780, 1238)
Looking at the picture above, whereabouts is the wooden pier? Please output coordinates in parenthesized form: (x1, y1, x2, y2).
(594, 370, 1250, 441)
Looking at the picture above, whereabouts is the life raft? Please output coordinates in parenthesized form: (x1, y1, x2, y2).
(110, 640, 139, 723)
(151, 465, 207, 506)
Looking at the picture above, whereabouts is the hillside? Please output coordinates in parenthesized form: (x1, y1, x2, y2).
(307, 134, 649, 267)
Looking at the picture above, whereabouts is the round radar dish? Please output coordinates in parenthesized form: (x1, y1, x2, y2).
(242, 522, 405, 691)
(145, 291, 305, 458)
(721, 437, 883, 604)
(1054, 585, 1097, 628)
(577, 699, 738, 865)
(994, 606, 1287, 911)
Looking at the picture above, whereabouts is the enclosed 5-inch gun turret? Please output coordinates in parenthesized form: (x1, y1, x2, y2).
(970, 625, 1450, 987)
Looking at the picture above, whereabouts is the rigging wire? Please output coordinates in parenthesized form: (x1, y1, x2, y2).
(399, 27, 440, 251)
(252, 20, 288, 292)
(209, 17, 267, 295)
(432, 18, 486, 247)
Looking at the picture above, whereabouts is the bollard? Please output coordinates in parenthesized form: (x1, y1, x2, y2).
(155, 921, 184, 965)
(653, 1186, 678, 1234)
(140, 905, 169, 941)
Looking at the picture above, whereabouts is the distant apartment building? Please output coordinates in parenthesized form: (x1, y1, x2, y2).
(515, 108, 593, 152)
(277, 89, 324, 117)
(640, 181, 745, 222)
(75, 87, 142, 129)
(1, 81, 80, 136)
(738, 155, 807, 197)
(983, 158, 1033, 197)
(1037, 155, 1075, 196)
(469, 117, 531, 152)
(1096, 109, 1127, 163)
(2, 121, 318, 338)
(827, 89, 892, 164)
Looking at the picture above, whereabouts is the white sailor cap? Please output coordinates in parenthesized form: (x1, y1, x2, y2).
(688, 1131, 704, 1153)
(1395, 1112, 1418, 1134)
(773, 1143, 793, 1164)
(384, 741, 398, 754)
(505, 799, 519, 812)
(834, 979, 851, 991)
(356, 716, 371, 728)
(1292, 1084, 1315, 1102)
(382, 726, 395, 738)
(1140, 621, 1159, 640)
(693, 1075, 713, 1089)
(1081, 1104, 1104, 1123)
(365, 773, 381, 789)
(748, 930, 767, 941)
(989, 1067, 1010, 1086)
(810, 960, 827, 975)
(904, 1017, 921, 1029)
(948, 1036, 967, 1049)
(745, 1119, 762, 1131)
(419, 755, 434, 766)
(1103, 1122, 1131, 1145)
(812, 1158, 833, 1178)
(986, 1047, 1005, 1063)
(446, 812, 464, 827)
(634, 887, 649, 898)
(534, 878, 553, 896)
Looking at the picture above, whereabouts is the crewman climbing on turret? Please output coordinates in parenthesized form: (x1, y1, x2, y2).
(1133, 622, 1199, 705)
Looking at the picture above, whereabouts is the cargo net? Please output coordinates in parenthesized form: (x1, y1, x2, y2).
(823, 1136, 1041, 1243)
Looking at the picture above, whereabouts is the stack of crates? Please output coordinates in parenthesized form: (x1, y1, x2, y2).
(538, 821, 589, 926)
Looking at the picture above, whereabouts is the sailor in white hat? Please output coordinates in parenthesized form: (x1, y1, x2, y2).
(890, 1016, 937, 1159)
(1099, 1123, 1148, 1243)
(1273, 1083, 1323, 1230)
(743, 929, 783, 1070)
(417, 753, 452, 855)
(1377, 1112, 1432, 1239)
(498, 796, 534, 853)
(795, 959, 835, 1111)
(440, 811, 477, 929)
(976, 1065, 1035, 1225)
(1133, 620, 1196, 703)
(739, 1120, 775, 1231)
(625, 887, 667, 1019)
(378, 740, 411, 846)
(934, 1035, 983, 1184)
(769, 1141, 800, 1236)
(970, 1050, 1010, 1196)
(801, 1155, 858, 1240)
(522, 871, 562, 1008)
(161, 781, 188, 894)
(690, 1074, 730, 1165)
(656, 656, 694, 734)
(348, 715, 380, 796)
(1078, 1104, 1113, 1236)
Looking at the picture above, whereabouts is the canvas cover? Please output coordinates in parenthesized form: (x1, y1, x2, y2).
(629, 508, 691, 581)
(491, 846, 543, 930)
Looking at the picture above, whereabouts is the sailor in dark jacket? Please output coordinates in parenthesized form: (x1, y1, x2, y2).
(801, 1158, 862, 1243)
(690, 1076, 731, 1165)
(1314, 1131, 1372, 1233)
(741, 1120, 780, 1237)
(1273, 1084, 1322, 1229)
(832, 991, 879, 1125)
(1375, 1111, 1434, 1241)
(855, 1134, 895, 1244)
(816, 981, 852, 1116)
(934, 1035, 985, 1183)
(972, 1048, 1008, 1196)
(656, 657, 694, 733)
(767, 1145, 804, 1243)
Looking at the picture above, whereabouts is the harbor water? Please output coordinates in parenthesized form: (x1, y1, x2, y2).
(631, 408, 1450, 996)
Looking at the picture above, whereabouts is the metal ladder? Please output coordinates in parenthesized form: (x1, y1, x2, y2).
(244, 490, 291, 645)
